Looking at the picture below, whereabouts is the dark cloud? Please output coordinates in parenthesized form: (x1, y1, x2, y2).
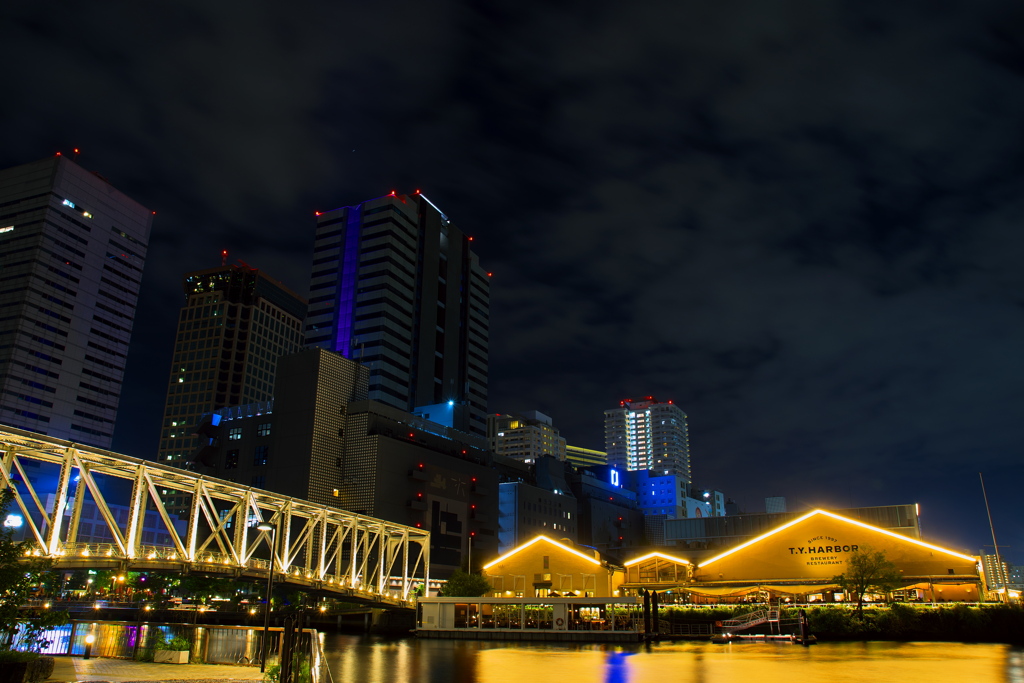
(2, 0, 1022, 560)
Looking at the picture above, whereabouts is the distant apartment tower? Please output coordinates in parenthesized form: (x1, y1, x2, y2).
(488, 410, 566, 462)
(604, 397, 691, 483)
(0, 155, 152, 448)
(305, 192, 490, 436)
(979, 551, 1011, 590)
(157, 264, 306, 470)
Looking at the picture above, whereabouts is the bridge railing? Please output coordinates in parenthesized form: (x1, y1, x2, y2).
(1, 426, 430, 602)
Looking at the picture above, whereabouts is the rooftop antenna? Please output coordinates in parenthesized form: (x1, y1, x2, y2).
(979, 472, 1008, 602)
(221, 249, 228, 267)
(72, 148, 81, 161)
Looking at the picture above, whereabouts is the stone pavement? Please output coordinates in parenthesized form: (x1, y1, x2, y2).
(47, 656, 264, 682)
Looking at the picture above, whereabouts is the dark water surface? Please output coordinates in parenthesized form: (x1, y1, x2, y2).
(321, 635, 1023, 683)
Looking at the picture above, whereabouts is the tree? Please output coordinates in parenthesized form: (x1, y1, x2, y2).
(833, 546, 903, 615)
(177, 575, 235, 605)
(0, 489, 67, 653)
(438, 570, 491, 597)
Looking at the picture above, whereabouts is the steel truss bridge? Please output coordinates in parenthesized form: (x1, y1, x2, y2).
(0, 427, 429, 606)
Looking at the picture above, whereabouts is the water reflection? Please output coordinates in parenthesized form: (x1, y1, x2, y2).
(321, 634, 1018, 683)
(1009, 647, 1024, 683)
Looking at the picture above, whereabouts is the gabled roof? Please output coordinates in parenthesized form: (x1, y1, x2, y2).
(697, 509, 976, 569)
(482, 535, 601, 570)
(624, 551, 691, 567)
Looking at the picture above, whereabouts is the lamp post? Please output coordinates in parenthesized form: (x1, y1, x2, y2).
(257, 521, 278, 673)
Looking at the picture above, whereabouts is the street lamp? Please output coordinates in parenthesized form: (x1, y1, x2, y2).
(256, 521, 278, 673)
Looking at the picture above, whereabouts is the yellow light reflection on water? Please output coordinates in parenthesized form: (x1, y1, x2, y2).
(322, 634, 1011, 683)
(475, 642, 1008, 683)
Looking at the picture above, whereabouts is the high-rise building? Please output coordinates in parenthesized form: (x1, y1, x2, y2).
(488, 410, 566, 462)
(979, 551, 1011, 590)
(196, 347, 499, 578)
(604, 397, 691, 483)
(0, 154, 152, 448)
(765, 496, 787, 513)
(195, 347, 368, 504)
(304, 192, 490, 436)
(157, 264, 306, 471)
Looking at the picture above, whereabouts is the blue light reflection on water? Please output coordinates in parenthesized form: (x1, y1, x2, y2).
(321, 635, 1020, 683)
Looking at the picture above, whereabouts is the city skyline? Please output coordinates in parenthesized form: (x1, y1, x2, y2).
(2, 0, 1021, 564)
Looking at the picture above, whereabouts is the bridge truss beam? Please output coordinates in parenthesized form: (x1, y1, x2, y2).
(0, 427, 429, 605)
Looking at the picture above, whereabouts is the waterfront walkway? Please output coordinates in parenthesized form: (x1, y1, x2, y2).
(47, 657, 263, 682)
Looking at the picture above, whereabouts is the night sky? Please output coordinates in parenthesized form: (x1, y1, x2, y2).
(4, 0, 1022, 562)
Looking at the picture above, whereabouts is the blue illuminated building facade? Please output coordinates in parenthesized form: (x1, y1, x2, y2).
(305, 192, 490, 436)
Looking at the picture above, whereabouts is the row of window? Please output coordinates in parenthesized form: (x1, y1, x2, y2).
(226, 422, 272, 439)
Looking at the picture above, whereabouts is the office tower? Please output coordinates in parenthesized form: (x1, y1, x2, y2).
(198, 347, 499, 577)
(305, 191, 490, 436)
(196, 347, 368, 503)
(604, 397, 691, 483)
(157, 264, 306, 470)
(488, 410, 566, 462)
(0, 154, 152, 448)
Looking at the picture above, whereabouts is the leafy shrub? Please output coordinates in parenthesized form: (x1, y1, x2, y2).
(874, 603, 920, 637)
(167, 636, 192, 651)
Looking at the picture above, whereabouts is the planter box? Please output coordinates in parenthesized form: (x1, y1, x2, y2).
(154, 650, 190, 664)
(0, 658, 54, 683)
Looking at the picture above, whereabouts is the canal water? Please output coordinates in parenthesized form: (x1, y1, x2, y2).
(321, 635, 1023, 683)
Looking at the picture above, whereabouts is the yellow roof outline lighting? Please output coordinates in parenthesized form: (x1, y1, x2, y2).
(483, 535, 601, 570)
(624, 551, 691, 567)
(697, 509, 977, 569)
